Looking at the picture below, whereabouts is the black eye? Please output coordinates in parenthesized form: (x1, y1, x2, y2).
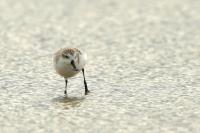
(63, 55, 69, 59)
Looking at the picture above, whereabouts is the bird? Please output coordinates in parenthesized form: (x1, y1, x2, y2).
(53, 48, 89, 95)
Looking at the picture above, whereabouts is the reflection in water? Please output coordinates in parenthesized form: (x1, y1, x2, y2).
(52, 96, 85, 110)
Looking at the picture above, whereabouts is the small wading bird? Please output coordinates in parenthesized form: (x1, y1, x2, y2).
(53, 48, 89, 95)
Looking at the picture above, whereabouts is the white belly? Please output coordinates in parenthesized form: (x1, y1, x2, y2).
(54, 60, 80, 78)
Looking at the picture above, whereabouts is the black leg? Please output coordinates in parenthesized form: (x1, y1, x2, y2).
(82, 69, 89, 95)
(64, 79, 68, 95)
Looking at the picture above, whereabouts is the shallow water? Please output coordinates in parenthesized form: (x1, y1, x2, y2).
(0, 0, 200, 132)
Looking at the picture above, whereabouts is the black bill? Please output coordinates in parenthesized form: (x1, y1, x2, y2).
(71, 60, 79, 71)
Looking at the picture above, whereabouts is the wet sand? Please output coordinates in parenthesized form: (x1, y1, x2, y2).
(0, 0, 200, 132)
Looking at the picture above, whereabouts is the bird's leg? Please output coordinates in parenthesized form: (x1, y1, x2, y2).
(82, 69, 89, 95)
(64, 79, 68, 95)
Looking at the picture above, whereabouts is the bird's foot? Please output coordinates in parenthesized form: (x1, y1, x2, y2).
(85, 90, 90, 95)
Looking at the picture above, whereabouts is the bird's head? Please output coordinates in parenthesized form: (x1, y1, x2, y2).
(61, 49, 79, 71)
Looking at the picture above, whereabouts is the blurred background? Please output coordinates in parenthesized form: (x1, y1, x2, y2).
(0, 0, 200, 132)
